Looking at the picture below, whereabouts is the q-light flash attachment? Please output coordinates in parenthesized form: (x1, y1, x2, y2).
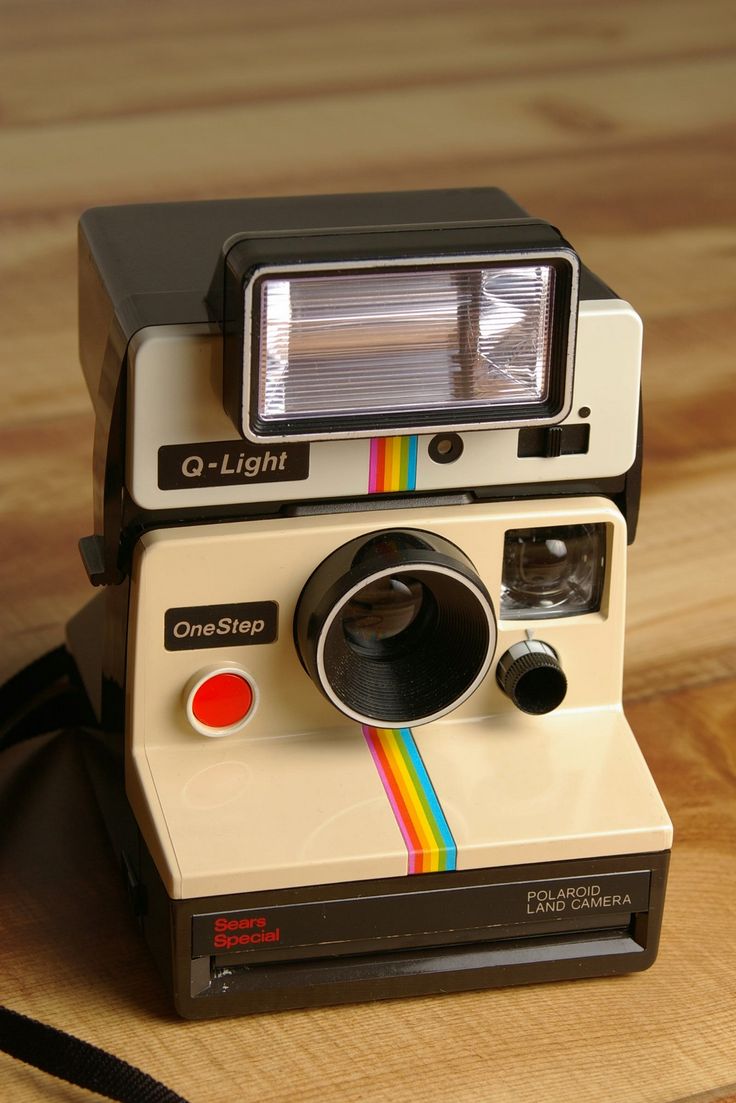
(222, 221, 579, 443)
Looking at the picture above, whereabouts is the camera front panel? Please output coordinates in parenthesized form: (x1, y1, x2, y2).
(124, 496, 671, 901)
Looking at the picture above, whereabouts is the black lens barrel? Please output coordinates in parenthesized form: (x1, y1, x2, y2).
(295, 530, 496, 727)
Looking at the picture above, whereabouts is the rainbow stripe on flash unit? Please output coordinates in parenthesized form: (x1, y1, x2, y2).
(368, 436, 418, 494)
(362, 726, 457, 874)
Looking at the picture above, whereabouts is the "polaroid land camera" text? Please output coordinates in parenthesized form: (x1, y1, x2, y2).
(67, 189, 672, 1019)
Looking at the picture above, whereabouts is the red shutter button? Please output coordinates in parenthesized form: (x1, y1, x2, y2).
(185, 667, 257, 737)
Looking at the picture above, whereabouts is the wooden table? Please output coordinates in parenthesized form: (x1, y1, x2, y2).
(2, 1, 735, 1099)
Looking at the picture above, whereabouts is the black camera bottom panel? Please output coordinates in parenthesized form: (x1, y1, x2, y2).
(137, 848, 669, 1019)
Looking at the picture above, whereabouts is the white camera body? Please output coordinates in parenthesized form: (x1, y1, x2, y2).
(68, 189, 671, 1018)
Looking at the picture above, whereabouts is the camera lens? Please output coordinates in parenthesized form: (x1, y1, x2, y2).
(295, 530, 496, 727)
(341, 576, 431, 654)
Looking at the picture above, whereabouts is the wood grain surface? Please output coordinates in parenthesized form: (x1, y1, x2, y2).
(1, 1, 735, 1100)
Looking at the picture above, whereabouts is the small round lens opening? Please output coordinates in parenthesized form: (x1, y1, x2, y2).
(341, 576, 434, 657)
(323, 567, 491, 724)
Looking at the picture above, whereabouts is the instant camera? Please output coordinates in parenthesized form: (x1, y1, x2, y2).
(67, 188, 672, 1019)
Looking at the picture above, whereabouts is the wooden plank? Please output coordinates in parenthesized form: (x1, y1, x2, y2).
(2, 1, 735, 127)
(1, 56, 735, 213)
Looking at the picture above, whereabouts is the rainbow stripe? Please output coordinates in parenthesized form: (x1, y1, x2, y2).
(368, 436, 418, 494)
(362, 726, 456, 874)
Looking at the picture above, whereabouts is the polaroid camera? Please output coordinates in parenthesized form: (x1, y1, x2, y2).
(67, 188, 672, 1019)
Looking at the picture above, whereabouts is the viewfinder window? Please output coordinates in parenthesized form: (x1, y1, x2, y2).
(500, 524, 607, 620)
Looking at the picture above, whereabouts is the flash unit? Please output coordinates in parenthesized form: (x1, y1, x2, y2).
(222, 226, 579, 443)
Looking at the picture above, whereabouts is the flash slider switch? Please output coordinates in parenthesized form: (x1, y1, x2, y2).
(517, 424, 590, 458)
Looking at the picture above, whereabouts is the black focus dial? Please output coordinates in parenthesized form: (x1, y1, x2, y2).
(496, 640, 567, 715)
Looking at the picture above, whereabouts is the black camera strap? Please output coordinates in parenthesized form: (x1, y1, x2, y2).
(0, 1006, 191, 1103)
(0, 649, 192, 1103)
(0, 644, 94, 750)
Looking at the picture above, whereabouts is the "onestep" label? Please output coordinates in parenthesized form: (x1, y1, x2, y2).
(164, 601, 278, 651)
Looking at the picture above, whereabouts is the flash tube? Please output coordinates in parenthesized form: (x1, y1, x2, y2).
(244, 253, 577, 441)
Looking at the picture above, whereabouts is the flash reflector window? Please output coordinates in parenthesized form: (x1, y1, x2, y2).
(245, 254, 577, 441)
(501, 524, 607, 620)
(260, 266, 553, 417)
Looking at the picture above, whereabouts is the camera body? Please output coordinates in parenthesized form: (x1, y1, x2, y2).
(68, 189, 671, 1018)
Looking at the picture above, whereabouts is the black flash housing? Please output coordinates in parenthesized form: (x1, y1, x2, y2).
(221, 224, 578, 443)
